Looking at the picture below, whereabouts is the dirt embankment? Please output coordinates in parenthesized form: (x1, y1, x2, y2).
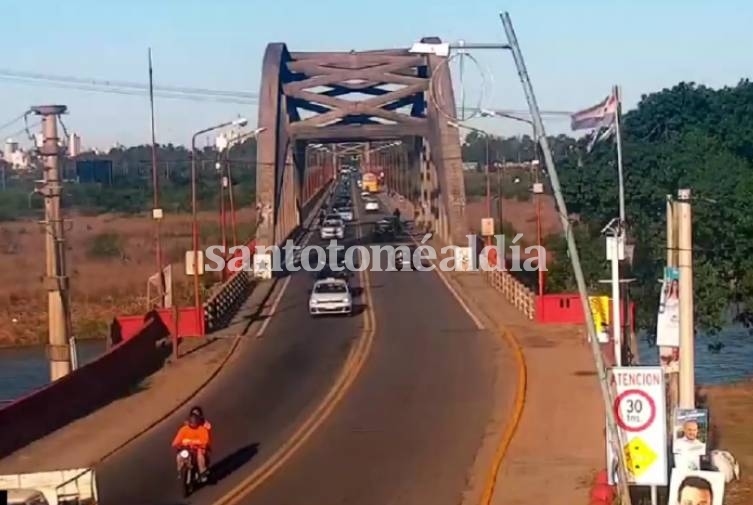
(0, 209, 255, 347)
(700, 381, 753, 504)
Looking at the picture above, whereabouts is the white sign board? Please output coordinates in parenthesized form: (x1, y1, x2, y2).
(454, 246, 473, 272)
(185, 250, 204, 276)
(606, 366, 668, 486)
(481, 217, 495, 237)
(253, 253, 272, 280)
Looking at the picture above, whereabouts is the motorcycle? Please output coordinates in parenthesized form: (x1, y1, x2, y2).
(177, 446, 201, 497)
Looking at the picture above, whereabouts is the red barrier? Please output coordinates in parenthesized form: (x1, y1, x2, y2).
(223, 239, 256, 278)
(0, 312, 170, 458)
(114, 307, 204, 342)
(536, 294, 635, 327)
(536, 294, 582, 323)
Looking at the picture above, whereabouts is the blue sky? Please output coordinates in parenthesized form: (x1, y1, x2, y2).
(1, 0, 751, 149)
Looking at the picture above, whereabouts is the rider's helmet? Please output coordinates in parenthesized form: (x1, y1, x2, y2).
(188, 413, 201, 429)
(190, 406, 204, 423)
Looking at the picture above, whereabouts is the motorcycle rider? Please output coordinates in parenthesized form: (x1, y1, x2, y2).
(173, 412, 210, 482)
(189, 406, 212, 431)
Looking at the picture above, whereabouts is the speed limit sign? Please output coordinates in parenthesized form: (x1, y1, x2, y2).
(614, 389, 656, 432)
(606, 366, 667, 486)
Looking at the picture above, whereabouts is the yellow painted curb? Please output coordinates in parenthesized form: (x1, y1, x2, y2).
(480, 327, 527, 505)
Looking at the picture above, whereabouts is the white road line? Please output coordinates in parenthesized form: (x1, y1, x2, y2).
(405, 220, 487, 332)
(430, 266, 486, 331)
(255, 196, 321, 338)
(255, 275, 293, 338)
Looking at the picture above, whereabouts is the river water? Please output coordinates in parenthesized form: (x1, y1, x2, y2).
(0, 340, 106, 404)
(636, 325, 753, 385)
(0, 328, 751, 403)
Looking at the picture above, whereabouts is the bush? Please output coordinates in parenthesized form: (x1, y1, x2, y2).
(87, 232, 125, 259)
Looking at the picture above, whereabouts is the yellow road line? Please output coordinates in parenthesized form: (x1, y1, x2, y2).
(408, 227, 527, 505)
(212, 184, 376, 505)
(480, 328, 527, 505)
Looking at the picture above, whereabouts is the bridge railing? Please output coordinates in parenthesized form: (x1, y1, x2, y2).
(200, 172, 335, 334)
(203, 267, 253, 334)
(484, 269, 536, 320)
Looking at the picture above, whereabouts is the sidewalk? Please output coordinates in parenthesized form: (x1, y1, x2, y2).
(446, 268, 604, 505)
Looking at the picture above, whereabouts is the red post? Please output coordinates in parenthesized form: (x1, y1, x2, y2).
(219, 164, 227, 282)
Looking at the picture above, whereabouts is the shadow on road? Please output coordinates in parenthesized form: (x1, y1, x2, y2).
(209, 442, 260, 484)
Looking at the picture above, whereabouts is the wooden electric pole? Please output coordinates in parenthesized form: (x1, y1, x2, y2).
(677, 188, 695, 408)
(33, 105, 72, 381)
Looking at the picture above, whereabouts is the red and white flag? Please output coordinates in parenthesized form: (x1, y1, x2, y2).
(571, 91, 618, 131)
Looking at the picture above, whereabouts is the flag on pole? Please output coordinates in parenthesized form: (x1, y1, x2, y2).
(571, 92, 618, 131)
(572, 90, 619, 152)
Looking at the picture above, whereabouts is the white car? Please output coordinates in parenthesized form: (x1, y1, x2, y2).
(335, 207, 353, 222)
(360, 190, 370, 198)
(364, 199, 379, 212)
(309, 278, 353, 316)
(320, 218, 344, 240)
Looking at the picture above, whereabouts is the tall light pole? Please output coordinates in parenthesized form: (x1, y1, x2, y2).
(448, 120, 492, 245)
(32, 105, 72, 381)
(191, 117, 247, 334)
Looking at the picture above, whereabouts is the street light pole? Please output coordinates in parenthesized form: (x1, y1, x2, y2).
(190, 117, 247, 335)
(448, 120, 493, 245)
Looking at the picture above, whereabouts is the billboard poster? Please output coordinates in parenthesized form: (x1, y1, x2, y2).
(656, 266, 680, 347)
(589, 296, 610, 343)
(668, 469, 725, 505)
(673, 408, 709, 456)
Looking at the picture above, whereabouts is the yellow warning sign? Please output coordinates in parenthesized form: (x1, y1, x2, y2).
(623, 436, 658, 478)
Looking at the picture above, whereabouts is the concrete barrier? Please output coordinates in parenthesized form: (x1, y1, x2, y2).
(0, 312, 170, 459)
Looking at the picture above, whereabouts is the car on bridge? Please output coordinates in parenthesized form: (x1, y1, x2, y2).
(364, 197, 379, 212)
(320, 218, 345, 240)
(335, 206, 353, 222)
(309, 278, 353, 316)
(372, 218, 396, 242)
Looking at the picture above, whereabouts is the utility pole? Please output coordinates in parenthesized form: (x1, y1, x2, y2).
(148, 48, 165, 309)
(664, 195, 680, 433)
(499, 12, 633, 505)
(677, 188, 695, 408)
(33, 105, 72, 381)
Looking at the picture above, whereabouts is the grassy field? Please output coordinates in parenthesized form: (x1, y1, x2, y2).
(0, 208, 256, 347)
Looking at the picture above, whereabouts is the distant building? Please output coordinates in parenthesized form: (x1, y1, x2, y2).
(2, 138, 31, 170)
(69, 133, 82, 157)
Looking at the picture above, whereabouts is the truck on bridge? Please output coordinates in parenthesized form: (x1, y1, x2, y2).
(361, 172, 379, 193)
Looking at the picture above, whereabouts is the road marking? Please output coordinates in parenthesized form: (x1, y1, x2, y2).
(213, 183, 376, 505)
(254, 204, 319, 338)
(254, 276, 292, 338)
(408, 233, 485, 331)
(394, 202, 526, 505)
(480, 328, 527, 505)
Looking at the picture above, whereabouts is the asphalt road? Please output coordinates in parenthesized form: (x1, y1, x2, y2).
(96, 188, 501, 505)
(239, 201, 499, 505)
(96, 199, 366, 505)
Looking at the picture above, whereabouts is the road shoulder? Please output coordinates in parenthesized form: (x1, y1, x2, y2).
(450, 268, 603, 505)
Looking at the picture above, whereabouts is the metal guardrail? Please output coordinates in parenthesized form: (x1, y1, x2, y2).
(203, 269, 253, 334)
(201, 179, 336, 335)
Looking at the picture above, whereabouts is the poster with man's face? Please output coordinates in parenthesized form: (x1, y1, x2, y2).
(668, 469, 724, 505)
(673, 408, 708, 455)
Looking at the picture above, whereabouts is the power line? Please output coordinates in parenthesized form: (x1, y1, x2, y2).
(0, 76, 258, 105)
(0, 112, 28, 135)
(0, 68, 258, 100)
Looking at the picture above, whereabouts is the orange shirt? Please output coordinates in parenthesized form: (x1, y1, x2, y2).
(172, 425, 210, 449)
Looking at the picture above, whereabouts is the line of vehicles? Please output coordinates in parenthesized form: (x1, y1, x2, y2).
(311, 174, 356, 318)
